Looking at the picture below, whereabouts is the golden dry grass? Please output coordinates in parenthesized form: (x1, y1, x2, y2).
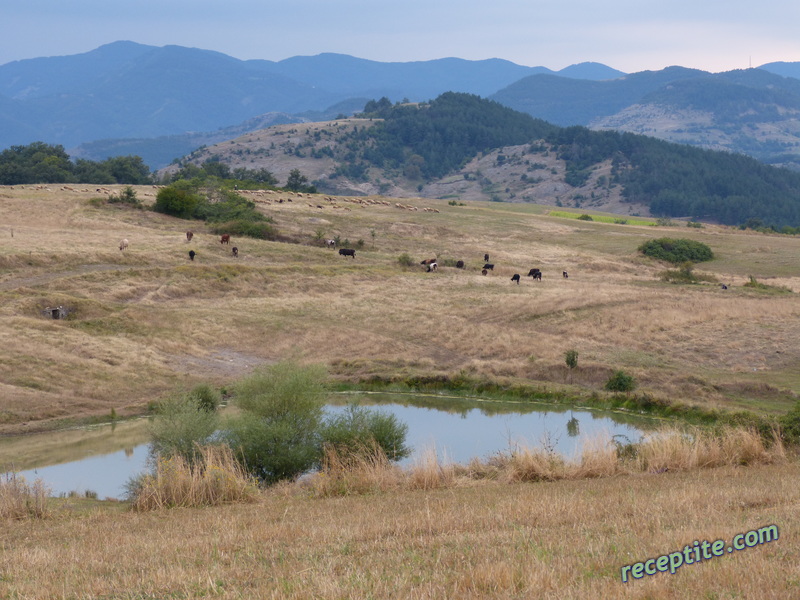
(1, 184, 799, 433)
(0, 472, 50, 519)
(1, 460, 798, 598)
(130, 444, 260, 511)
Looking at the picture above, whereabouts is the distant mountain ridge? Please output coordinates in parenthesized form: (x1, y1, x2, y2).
(2, 41, 800, 171)
(0, 41, 624, 157)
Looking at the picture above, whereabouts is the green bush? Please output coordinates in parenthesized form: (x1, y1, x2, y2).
(153, 185, 200, 218)
(188, 384, 221, 413)
(564, 349, 579, 369)
(398, 253, 415, 267)
(577, 214, 593, 221)
(638, 238, 714, 264)
(148, 395, 219, 464)
(209, 219, 277, 240)
(605, 370, 637, 393)
(779, 401, 800, 444)
(222, 362, 328, 484)
(321, 404, 410, 462)
(108, 186, 141, 207)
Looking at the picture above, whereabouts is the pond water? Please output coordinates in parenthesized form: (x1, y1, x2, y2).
(0, 392, 656, 499)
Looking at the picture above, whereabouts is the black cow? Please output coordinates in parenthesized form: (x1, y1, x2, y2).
(721, 284, 728, 290)
(563, 271, 568, 278)
(481, 269, 488, 276)
(527, 268, 542, 281)
(484, 253, 490, 262)
(339, 248, 356, 258)
(511, 274, 521, 284)
(455, 260, 465, 269)
(483, 263, 494, 270)
(232, 247, 238, 258)
(189, 250, 196, 261)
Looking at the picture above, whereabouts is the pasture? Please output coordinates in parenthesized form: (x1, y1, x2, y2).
(2, 184, 800, 599)
(0, 184, 799, 433)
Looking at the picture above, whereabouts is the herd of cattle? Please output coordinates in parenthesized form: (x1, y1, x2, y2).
(118, 231, 565, 283)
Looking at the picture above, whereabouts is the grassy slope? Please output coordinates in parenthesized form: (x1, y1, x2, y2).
(1, 184, 799, 433)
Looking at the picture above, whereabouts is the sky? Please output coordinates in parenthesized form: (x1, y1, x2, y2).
(2, 0, 799, 73)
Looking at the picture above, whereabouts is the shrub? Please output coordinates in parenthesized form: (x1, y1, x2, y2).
(638, 238, 713, 263)
(108, 186, 141, 207)
(148, 395, 219, 464)
(397, 253, 415, 267)
(321, 404, 410, 462)
(605, 370, 636, 393)
(564, 349, 579, 369)
(222, 362, 328, 484)
(577, 214, 593, 221)
(209, 219, 277, 240)
(687, 221, 704, 228)
(153, 185, 200, 218)
(189, 383, 221, 413)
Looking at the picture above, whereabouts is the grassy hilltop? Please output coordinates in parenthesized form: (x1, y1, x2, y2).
(0, 183, 799, 433)
(2, 184, 800, 598)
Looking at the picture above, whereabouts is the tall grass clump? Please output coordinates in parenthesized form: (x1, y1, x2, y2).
(0, 473, 50, 519)
(309, 442, 402, 497)
(128, 444, 259, 511)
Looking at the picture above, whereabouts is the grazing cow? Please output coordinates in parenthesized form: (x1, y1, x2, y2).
(721, 284, 728, 290)
(563, 271, 568, 278)
(426, 262, 438, 272)
(420, 258, 437, 265)
(483, 263, 494, 271)
(232, 246, 238, 258)
(339, 248, 356, 258)
(511, 273, 521, 284)
(481, 269, 488, 276)
(527, 268, 542, 281)
(456, 260, 465, 269)
(326, 239, 336, 248)
(189, 250, 196, 261)
(220, 234, 230, 245)
(119, 238, 129, 251)
(484, 253, 490, 262)
(186, 231, 193, 242)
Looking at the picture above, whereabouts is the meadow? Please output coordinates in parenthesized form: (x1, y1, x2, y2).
(1, 183, 799, 598)
(1, 184, 798, 433)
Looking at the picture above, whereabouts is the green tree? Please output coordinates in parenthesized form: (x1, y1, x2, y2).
(285, 169, 315, 192)
(153, 183, 201, 218)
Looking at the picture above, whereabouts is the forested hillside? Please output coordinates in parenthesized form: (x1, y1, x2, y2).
(174, 93, 800, 229)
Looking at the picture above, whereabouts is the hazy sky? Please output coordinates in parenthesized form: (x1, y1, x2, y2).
(3, 0, 798, 72)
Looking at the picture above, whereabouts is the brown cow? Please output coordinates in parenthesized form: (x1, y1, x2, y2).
(220, 234, 230, 245)
(186, 231, 193, 242)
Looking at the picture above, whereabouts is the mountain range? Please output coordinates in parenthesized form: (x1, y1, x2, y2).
(2, 41, 800, 173)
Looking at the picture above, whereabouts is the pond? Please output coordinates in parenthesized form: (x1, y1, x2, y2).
(0, 392, 658, 500)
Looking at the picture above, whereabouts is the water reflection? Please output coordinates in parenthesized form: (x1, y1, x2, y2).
(1, 392, 657, 499)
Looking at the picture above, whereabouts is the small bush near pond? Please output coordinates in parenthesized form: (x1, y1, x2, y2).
(605, 370, 637, 393)
(639, 238, 713, 264)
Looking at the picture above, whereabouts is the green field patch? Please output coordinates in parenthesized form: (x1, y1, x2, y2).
(547, 210, 658, 226)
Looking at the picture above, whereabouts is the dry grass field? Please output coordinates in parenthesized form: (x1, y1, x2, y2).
(1, 183, 799, 433)
(2, 184, 800, 598)
(0, 461, 798, 599)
